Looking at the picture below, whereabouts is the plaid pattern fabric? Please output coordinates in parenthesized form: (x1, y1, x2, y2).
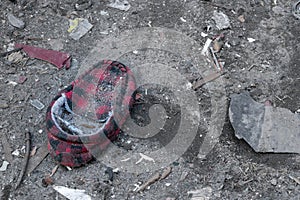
(46, 60, 136, 167)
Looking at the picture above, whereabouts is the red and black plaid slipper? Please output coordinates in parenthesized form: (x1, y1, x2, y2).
(46, 60, 136, 167)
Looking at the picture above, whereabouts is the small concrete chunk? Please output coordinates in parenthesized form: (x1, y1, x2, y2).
(212, 11, 231, 30)
(7, 13, 25, 29)
(229, 93, 300, 154)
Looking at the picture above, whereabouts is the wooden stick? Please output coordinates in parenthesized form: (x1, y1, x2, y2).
(15, 132, 31, 189)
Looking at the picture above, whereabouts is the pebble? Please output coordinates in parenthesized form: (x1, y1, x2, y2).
(0, 100, 9, 109)
(270, 178, 277, 186)
(7, 13, 25, 29)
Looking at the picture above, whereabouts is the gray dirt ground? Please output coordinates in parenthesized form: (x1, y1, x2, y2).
(0, 0, 299, 199)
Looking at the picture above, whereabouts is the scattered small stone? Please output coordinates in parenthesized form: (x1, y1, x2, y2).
(270, 178, 277, 186)
(74, 0, 92, 11)
(180, 17, 187, 22)
(165, 183, 171, 187)
(108, 0, 131, 11)
(30, 99, 45, 110)
(7, 13, 25, 29)
(100, 11, 109, 16)
(212, 10, 231, 30)
(238, 15, 245, 23)
(0, 161, 9, 172)
(0, 100, 9, 109)
(247, 38, 256, 43)
(18, 76, 27, 84)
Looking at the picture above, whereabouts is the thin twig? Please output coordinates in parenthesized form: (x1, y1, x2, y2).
(15, 132, 31, 189)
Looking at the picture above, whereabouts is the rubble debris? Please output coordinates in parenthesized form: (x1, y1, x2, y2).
(68, 18, 93, 40)
(1, 185, 12, 200)
(0, 47, 22, 58)
(0, 100, 9, 109)
(193, 72, 223, 90)
(137, 173, 160, 192)
(136, 153, 155, 164)
(212, 39, 224, 53)
(74, 0, 92, 11)
(180, 17, 187, 23)
(136, 166, 172, 192)
(201, 38, 212, 55)
(27, 143, 49, 175)
(188, 186, 213, 200)
(7, 52, 24, 63)
(7, 13, 25, 29)
(0, 161, 9, 172)
(12, 149, 20, 157)
(30, 99, 45, 110)
(105, 167, 114, 181)
(247, 38, 256, 43)
(229, 93, 300, 154)
(212, 11, 231, 30)
(15, 44, 71, 69)
(15, 132, 31, 189)
(292, 0, 300, 19)
(53, 186, 92, 200)
(238, 15, 245, 23)
(107, 0, 131, 11)
(18, 76, 27, 84)
(159, 167, 172, 180)
(289, 175, 300, 185)
(1, 134, 13, 163)
(42, 175, 54, 187)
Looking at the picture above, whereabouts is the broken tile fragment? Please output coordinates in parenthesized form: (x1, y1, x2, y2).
(229, 93, 300, 154)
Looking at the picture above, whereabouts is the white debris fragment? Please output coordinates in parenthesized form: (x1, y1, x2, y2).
(180, 17, 187, 23)
(113, 168, 120, 173)
(12, 149, 20, 156)
(132, 50, 138, 54)
(212, 10, 231, 30)
(247, 38, 256, 43)
(200, 32, 208, 37)
(0, 161, 9, 172)
(136, 153, 155, 164)
(30, 99, 45, 110)
(165, 183, 171, 187)
(108, 0, 131, 11)
(100, 10, 109, 16)
(188, 187, 213, 200)
(7, 13, 25, 29)
(201, 38, 212, 55)
(53, 186, 91, 200)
